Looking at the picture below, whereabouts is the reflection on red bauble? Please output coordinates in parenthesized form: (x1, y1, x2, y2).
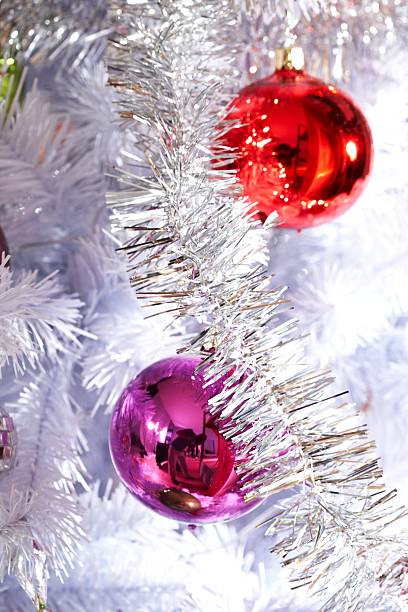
(223, 67, 373, 229)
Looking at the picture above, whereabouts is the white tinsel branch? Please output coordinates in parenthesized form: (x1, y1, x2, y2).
(31, 482, 309, 612)
(0, 5, 109, 606)
(0, 0, 106, 65)
(0, 261, 83, 375)
(230, 0, 324, 21)
(236, 0, 406, 90)
(106, 1, 408, 610)
(0, 365, 87, 609)
(67, 235, 183, 414)
(0, 83, 104, 243)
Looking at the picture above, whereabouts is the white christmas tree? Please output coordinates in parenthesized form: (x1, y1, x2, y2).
(0, 1, 407, 611)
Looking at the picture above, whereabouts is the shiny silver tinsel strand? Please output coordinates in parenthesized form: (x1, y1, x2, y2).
(107, 1, 408, 610)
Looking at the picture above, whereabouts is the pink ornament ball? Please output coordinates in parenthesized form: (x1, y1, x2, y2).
(109, 356, 261, 523)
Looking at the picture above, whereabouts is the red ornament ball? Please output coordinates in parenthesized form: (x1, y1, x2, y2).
(223, 67, 373, 229)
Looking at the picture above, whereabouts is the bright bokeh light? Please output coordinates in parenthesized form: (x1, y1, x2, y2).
(346, 140, 358, 161)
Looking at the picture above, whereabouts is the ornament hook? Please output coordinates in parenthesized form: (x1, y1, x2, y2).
(275, 46, 304, 71)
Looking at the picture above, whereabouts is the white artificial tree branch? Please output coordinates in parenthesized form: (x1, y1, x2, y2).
(0, 365, 87, 608)
(0, 261, 83, 375)
(37, 483, 311, 612)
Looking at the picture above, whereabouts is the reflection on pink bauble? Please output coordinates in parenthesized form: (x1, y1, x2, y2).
(109, 356, 261, 523)
(0, 227, 8, 260)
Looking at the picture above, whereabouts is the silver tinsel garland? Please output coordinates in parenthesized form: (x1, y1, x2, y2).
(107, 1, 408, 610)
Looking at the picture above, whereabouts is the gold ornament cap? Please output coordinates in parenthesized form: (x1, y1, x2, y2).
(275, 47, 304, 71)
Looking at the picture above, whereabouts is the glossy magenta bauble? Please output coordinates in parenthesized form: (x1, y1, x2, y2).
(109, 356, 261, 523)
(223, 68, 373, 229)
